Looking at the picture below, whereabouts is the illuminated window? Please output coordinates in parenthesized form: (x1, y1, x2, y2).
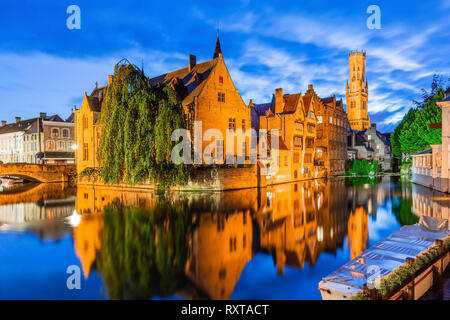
(219, 76, 223, 84)
(47, 140, 54, 150)
(51, 128, 60, 138)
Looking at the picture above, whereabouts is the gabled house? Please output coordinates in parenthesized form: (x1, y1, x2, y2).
(253, 85, 321, 184)
(75, 35, 253, 175)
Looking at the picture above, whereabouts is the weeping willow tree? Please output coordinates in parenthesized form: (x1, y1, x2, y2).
(96, 200, 196, 299)
(98, 60, 192, 188)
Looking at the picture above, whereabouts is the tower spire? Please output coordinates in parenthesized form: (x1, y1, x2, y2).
(213, 23, 222, 59)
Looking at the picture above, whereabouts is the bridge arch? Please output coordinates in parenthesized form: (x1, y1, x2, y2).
(0, 164, 75, 183)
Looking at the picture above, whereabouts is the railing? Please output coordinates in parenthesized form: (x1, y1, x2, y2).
(362, 239, 449, 300)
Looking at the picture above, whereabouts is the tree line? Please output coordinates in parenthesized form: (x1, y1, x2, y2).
(391, 75, 449, 163)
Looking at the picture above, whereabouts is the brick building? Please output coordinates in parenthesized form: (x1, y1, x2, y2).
(253, 85, 320, 184)
(316, 94, 348, 176)
(75, 34, 253, 175)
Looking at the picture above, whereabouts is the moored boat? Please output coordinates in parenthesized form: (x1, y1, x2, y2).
(319, 216, 450, 300)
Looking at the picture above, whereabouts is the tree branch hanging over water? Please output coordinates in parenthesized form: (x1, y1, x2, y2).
(98, 60, 192, 188)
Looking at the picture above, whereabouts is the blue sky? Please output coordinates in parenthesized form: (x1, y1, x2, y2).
(0, 0, 449, 132)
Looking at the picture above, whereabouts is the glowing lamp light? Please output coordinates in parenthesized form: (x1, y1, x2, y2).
(72, 144, 78, 150)
(67, 210, 82, 227)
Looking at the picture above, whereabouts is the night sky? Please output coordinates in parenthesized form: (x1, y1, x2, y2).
(0, 0, 449, 132)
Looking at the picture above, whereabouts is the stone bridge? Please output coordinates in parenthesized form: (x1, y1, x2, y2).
(0, 163, 75, 183)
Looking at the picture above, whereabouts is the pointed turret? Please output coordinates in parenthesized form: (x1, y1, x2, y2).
(213, 32, 222, 59)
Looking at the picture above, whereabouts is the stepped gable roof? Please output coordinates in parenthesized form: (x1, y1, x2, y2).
(321, 95, 344, 111)
(149, 58, 218, 106)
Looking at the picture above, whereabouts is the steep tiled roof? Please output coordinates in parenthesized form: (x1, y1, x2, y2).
(0, 114, 70, 135)
(86, 95, 102, 112)
(0, 118, 37, 134)
(282, 93, 300, 114)
(66, 113, 75, 123)
(320, 97, 334, 104)
(303, 95, 312, 114)
(149, 59, 217, 106)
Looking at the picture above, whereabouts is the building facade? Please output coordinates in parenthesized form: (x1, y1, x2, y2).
(346, 51, 370, 131)
(363, 124, 392, 171)
(0, 114, 75, 164)
(75, 35, 253, 175)
(317, 95, 348, 176)
(253, 85, 323, 184)
(412, 87, 450, 192)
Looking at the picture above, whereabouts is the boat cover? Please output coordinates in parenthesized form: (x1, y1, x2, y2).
(320, 223, 450, 293)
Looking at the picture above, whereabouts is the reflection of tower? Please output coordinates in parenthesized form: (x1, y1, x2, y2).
(73, 215, 103, 278)
(346, 50, 370, 131)
(186, 211, 253, 299)
(347, 206, 369, 260)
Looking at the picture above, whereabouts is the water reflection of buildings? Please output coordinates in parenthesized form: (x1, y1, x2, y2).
(412, 183, 450, 224)
(0, 183, 76, 239)
(74, 179, 359, 299)
(73, 177, 414, 299)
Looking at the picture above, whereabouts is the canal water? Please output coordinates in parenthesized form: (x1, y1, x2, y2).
(0, 176, 442, 300)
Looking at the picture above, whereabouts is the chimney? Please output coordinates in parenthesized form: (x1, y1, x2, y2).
(40, 112, 46, 118)
(15, 116, 21, 123)
(189, 54, 196, 72)
(275, 88, 284, 114)
(1, 120, 6, 126)
(249, 99, 254, 108)
(108, 75, 113, 85)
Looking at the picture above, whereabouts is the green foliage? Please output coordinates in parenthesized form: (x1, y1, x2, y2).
(391, 183, 419, 226)
(392, 75, 447, 160)
(96, 200, 196, 299)
(346, 159, 379, 176)
(98, 60, 192, 189)
(78, 167, 102, 182)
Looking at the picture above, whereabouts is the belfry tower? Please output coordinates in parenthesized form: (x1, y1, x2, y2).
(346, 50, 370, 131)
